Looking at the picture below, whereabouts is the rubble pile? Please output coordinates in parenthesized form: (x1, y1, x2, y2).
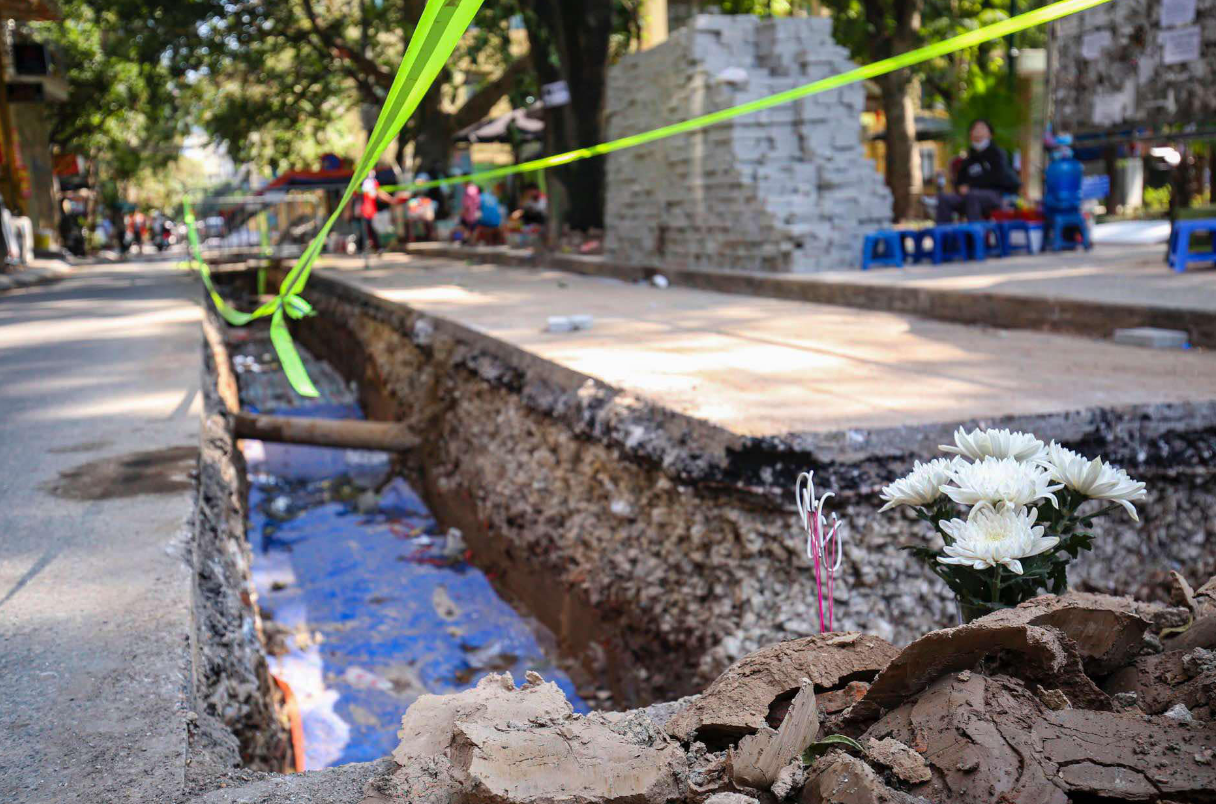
(363, 580, 1216, 804)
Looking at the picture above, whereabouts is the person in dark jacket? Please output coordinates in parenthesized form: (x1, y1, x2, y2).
(935, 118, 1021, 223)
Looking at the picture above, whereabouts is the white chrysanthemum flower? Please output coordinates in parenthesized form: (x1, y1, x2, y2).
(1039, 441, 1148, 522)
(938, 506, 1059, 575)
(941, 456, 1062, 510)
(878, 457, 961, 512)
(940, 427, 1047, 462)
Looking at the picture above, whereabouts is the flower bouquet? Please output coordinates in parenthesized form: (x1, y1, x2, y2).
(879, 428, 1147, 622)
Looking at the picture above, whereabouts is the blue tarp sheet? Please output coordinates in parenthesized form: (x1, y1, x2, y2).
(243, 403, 586, 768)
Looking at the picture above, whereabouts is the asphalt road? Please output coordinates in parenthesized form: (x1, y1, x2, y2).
(0, 258, 201, 803)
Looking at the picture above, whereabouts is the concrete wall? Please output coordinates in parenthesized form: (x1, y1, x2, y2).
(1051, 0, 1216, 132)
(604, 15, 892, 274)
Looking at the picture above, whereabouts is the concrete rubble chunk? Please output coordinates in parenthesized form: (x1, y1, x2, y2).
(770, 761, 806, 801)
(800, 753, 931, 804)
(667, 633, 898, 742)
(449, 713, 687, 804)
(1196, 574, 1216, 614)
(971, 591, 1151, 674)
(390, 672, 572, 764)
(730, 680, 819, 789)
(850, 621, 1109, 722)
(1111, 326, 1190, 349)
(864, 672, 1216, 804)
(375, 672, 686, 804)
(1171, 570, 1198, 612)
(1165, 612, 1216, 653)
(1102, 649, 1216, 716)
(705, 794, 759, 804)
(863, 737, 930, 784)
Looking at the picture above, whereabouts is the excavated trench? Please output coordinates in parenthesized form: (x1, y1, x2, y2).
(190, 265, 1216, 783)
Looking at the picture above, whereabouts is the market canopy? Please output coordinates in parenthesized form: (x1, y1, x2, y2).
(0, 0, 59, 20)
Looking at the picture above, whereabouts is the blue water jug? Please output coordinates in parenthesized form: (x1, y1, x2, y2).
(1044, 155, 1082, 215)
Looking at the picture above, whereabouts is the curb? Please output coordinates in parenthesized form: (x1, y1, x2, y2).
(0, 261, 72, 294)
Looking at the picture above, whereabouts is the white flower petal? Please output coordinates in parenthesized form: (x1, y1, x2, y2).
(940, 427, 1047, 462)
(941, 456, 1061, 510)
(879, 457, 961, 510)
(934, 506, 1058, 573)
(1040, 441, 1146, 521)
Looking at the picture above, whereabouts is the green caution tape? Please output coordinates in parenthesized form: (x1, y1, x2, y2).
(385, 0, 1110, 194)
(183, 198, 261, 327)
(186, 0, 486, 397)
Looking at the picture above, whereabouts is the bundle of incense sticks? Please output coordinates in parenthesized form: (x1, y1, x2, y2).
(795, 472, 844, 633)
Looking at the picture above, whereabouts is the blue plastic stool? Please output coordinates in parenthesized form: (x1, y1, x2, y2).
(974, 221, 1002, 257)
(1045, 212, 1092, 252)
(896, 228, 937, 264)
(1168, 219, 1216, 272)
(861, 230, 904, 270)
(998, 220, 1039, 256)
(935, 223, 987, 263)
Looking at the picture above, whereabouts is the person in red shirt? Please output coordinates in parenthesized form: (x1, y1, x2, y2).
(360, 170, 390, 253)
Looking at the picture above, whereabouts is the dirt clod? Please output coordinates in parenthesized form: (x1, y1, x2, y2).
(801, 752, 930, 804)
(667, 633, 898, 743)
(730, 681, 819, 790)
(863, 737, 930, 784)
(864, 672, 1216, 804)
(850, 621, 1108, 722)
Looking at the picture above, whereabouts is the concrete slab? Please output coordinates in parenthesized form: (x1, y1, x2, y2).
(316, 254, 1216, 438)
(0, 260, 201, 803)
(1112, 326, 1191, 349)
(404, 242, 1216, 349)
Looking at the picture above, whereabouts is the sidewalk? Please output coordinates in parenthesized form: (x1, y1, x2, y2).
(403, 242, 1216, 347)
(0, 257, 73, 294)
(316, 253, 1216, 439)
(0, 260, 201, 802)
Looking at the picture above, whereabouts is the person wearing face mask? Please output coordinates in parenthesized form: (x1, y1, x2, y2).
(935, 118, 1021, 223)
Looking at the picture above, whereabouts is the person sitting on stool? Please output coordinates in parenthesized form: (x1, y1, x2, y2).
(935, 118, 1020, 223)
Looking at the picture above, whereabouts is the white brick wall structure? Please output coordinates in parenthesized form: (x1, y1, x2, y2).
(604, 15, 892, 273)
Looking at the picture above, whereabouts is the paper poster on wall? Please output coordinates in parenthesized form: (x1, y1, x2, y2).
(1161, 25, 1202, 65)
(1091, 83, 1136, 125)
(1081, 30, 1113, 60)
(1137, 53, 1156, 84)
(1160, 0, 1197, 28)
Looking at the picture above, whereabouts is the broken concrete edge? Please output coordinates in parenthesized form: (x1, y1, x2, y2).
(293, 266, 1216, 501)
(186, 759, 395, 804)
(399, 243, 1216, 349)
(186, 308, 293, 792)
(0, 259, 72, 294)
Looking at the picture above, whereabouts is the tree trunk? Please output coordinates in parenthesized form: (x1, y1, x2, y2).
(522, 0, 612, 231)
(877, 70, 922, 222)
(411, 83, 455, 175)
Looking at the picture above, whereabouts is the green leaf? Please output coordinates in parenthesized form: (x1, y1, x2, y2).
(803, 734, 865, 765)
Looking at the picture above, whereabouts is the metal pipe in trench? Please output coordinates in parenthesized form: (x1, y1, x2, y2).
(232, 412, 419, 452)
